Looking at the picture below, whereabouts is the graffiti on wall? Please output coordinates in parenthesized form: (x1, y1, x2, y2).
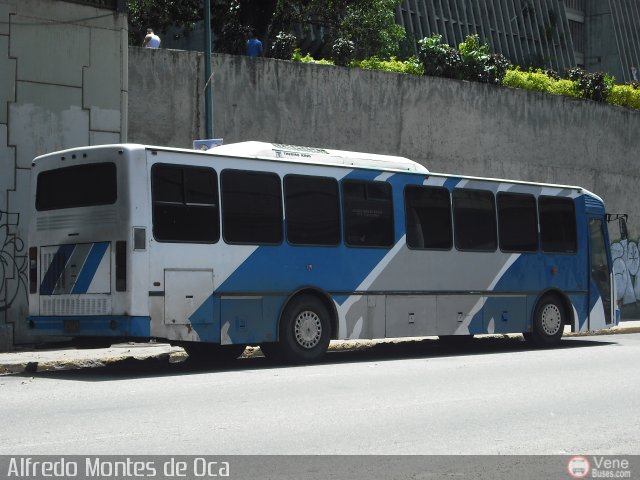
(611, 238, 640, 306)
(0, 210, 28, 313)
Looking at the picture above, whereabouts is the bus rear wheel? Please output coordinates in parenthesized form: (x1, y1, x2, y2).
(525, 294, 565, 347)
(270, 294, 331, 364)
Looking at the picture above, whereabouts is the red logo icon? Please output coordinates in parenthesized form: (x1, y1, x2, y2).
(567, 456, 591, 478)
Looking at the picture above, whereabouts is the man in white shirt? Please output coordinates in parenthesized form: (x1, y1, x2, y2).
(142, 28, 161, 49)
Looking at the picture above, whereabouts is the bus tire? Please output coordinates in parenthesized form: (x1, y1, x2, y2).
(525, 294, 565, 347)
(278, 294, 331, 364)
(184, 343, 246, 363)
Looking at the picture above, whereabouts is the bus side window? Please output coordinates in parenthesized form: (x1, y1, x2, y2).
(151, 164, 219, 243)
(284, 175, 341, 246)
(404, 185, 452, 250)
(453, 189, 497, 252)
(221, 169, 283, 245)
(342, 180, 394, 248)
(539, 196, 577, 253)
(406, 208, 425, 248)
(497, 192, 538, 252)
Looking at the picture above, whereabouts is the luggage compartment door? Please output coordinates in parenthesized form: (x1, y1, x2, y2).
(164, 269, 214, 325)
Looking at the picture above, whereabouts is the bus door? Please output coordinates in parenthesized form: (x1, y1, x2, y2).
(588, 217, 613, 329)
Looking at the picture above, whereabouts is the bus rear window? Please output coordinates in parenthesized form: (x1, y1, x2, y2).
(36, 163, 117, 211)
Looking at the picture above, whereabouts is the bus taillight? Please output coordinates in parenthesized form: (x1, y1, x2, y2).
(116, 241, 126, 292)
(29, 247, 37, 293)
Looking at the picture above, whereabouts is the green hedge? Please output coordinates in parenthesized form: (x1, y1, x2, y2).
(503, 68, 640, 110)
(290, 45, 640, 111)
(609, 84, 640, 110)
(291, 49, 334, 65)
(353, 56, 424, 75)
(502, 68, 579, 98)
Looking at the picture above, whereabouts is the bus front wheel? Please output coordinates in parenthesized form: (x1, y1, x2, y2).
(525, 294, 565, 347)
(274, 294, 331, 364)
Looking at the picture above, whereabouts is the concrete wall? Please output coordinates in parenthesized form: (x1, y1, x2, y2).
(129, 48, 640, 218)
(129, 48, 640, 315)
(0, 0, 127, 350)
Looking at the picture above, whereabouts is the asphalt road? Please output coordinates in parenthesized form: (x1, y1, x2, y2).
(1, 333, 639, 456)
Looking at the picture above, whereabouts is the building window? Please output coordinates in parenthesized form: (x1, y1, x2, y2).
(569, 20, 584, 54)
(64, 0, 119, 10)
(565, 0, 585, 11)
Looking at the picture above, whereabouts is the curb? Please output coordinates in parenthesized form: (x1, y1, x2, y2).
(0, 344, 188, 376)
(1, 326, 638, 376)
(565, 325, 640, 337)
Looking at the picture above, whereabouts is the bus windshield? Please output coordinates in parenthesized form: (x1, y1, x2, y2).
(36, 162, 117, 211)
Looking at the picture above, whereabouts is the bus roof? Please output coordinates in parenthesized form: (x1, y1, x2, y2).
(165, 141, 601, 201)
(202, 141, 430, 173)
(32, 141, 602, 203)
(33, 141, 428, 173)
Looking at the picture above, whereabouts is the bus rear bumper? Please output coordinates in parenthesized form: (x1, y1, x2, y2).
(27, 316, 151, 337)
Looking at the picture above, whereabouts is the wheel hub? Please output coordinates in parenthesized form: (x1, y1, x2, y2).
(540, 304, 562, 336)
(294, 310, 322, 349)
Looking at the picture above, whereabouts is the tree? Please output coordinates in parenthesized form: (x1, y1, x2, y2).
(127, 0, 202, 46)
(268, 0, 405, 61)
(128, 0, 277, 53)
(211, 0, 278, 54)
(335, 0, 406, 60)
(128, 0, 405, 62)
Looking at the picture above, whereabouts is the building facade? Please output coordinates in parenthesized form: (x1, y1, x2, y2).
(0, 0, 128, 350)
(397, 0, 640, 82)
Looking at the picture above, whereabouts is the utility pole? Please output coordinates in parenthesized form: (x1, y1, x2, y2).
(204, 0, 213, 138)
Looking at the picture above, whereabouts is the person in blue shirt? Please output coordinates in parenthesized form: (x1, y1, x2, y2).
(246, 30, 263, 57)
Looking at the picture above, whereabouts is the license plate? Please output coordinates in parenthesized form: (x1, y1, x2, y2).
(63, 320, 80, 334)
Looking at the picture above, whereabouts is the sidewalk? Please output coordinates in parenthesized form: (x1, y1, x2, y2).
(1, 321, 640, 376)
(0, 342, 188, 376)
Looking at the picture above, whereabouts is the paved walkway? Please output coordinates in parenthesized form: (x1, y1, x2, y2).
(1, 321, 639, 375)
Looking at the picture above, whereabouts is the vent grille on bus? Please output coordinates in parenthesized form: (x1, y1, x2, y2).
(37, 210, 118, 231)
(40, 297, 112, 316)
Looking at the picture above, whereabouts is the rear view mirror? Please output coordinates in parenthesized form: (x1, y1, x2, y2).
(606, 213, 629, 240)
(620, 216, 629, 240)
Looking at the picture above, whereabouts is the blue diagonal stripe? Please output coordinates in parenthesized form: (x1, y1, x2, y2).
(71, 242, 110, 294)
(40, 244, 76, 295)
(444, 177, 462, 191)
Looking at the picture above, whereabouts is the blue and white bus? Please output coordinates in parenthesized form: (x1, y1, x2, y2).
(27, 142, 621, 363)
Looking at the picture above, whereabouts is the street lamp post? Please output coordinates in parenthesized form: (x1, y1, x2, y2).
(204, 0, 213, 138)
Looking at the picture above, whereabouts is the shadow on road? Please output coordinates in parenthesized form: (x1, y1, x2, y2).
(23, 335, 617, 382)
